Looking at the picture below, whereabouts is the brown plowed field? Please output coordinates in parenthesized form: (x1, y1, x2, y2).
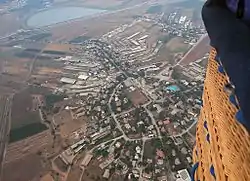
(2, 154, 46, 181)
(4, 130, 52, 164)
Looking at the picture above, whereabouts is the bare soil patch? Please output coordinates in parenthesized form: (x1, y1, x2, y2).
(81, 160, 105, 181)
(59, 117, 87, 138)
(179, 35, 210, 65)
(66, 165, 82, 181)
(40, 173, 54, 181)
(5, 130, 52, 164)
(2, 154, 46, 181)
(43, 44, 77, 53)
(166, 37, 189, 53)
(127, 89, 148, 106)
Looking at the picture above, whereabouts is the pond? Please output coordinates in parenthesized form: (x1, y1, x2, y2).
(165, 85, 180, 92)
(27, 7, 106, 27)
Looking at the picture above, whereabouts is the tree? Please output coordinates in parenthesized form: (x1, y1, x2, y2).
(37, 151, 42, 156)
(117, 164, 123, 171)
(155, 139, 163, 149)
(102, 150, 109, 157)
(138, 124, 146, 134)
(95, 176, 101, 181)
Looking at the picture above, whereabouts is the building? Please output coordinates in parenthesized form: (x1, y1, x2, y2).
(124, 77, 133, 87)
(81, 153, 93, 167)
(60, 77, 76, 84)
(176, 169, 191, 181)
(60, 149, 75, 165)
(103, 169, 110, 178)
(142, 172, 152, 179)
(78, 74, 89, 80)
(99, 155, 115, 169)
(157, 176, 168, 181)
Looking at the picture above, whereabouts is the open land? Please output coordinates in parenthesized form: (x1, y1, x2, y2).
(4, 130, 52, 164)
(43, 43, 78, 53)
(9, 87, 49, 142)
(60, 118, 87, 138)
(66, 164, 82, 181)
(40, 173, 54, 181)
(127, 89, 149, 106)
(166, 37, 189, 53)
(2, 154, 46, 181)
(179, 35, 210, 65)
(0, 96, 12, 177)
(11, 88, 42, 129)
(81, 160, 106, 181)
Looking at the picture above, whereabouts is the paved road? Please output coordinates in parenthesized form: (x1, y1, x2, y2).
(0, 95, 12, 178)
(108, 83, 128, 139)
(108, 82, 159, 142)
(144, 106, 162, 139)
(170, 119, 197, 138)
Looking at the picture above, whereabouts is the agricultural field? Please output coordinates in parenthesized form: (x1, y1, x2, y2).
(166, 37, 190, 53)
(10, 87, 49, 142)
(147, 26, 168, 48)
(155, 36, 190, 64)
(2, 154, 47, 181)
(59, 117, 87, 138)
(179, 35, 210, 65)
(43, 43, 77, 54)
(11, 88, 42, 129)
(0, 50, 31, 78)
(36, 67, 62, 75)
(2, 57, 30, 77)
(5, 130, 52, 164)
(32, 56, 64, 80)
(0, 48, 32, 93)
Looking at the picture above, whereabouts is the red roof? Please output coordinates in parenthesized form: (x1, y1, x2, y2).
(156, 149, 165, 158)
(158, 121, 163, 125)
(163, 120, 170, 125)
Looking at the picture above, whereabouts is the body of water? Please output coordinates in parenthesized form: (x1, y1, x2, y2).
(165, 85, 180, 92)
(27, 7, 106, 28)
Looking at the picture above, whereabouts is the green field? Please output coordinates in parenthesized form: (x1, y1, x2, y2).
(9, 122, 47, 143)
(10, 86, 50, 142)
